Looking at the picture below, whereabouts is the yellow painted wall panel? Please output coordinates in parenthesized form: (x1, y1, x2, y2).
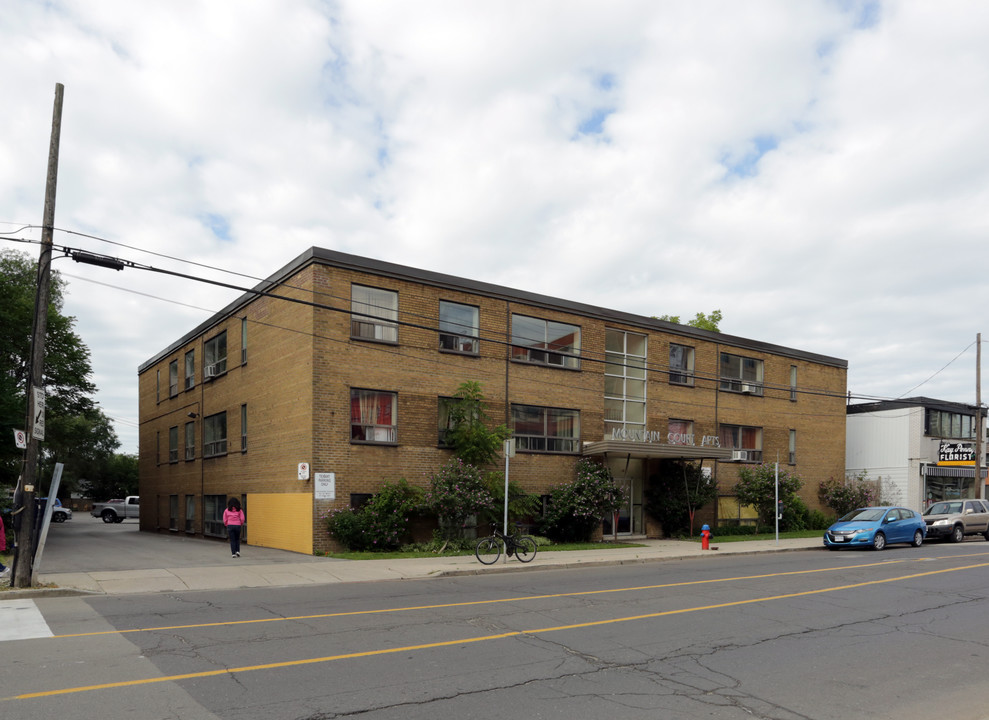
(247, 493, 312, 554)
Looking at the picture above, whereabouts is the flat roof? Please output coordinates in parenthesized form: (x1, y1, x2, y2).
(139, 247, 849, 373)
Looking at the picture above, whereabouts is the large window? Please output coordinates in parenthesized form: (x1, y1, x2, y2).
(720, 352, 764, 394)
(204, 495, 226, 537)
(168, 360, 179, 397)
(669, 344, 695, 386)
(204, 412, 227, 457)
(926, 409, 976, 439)
(168, 426, 179, 463)
(511, 404, 580, 453)
(351, 389, 397, 443)
(511, 314, 580, 369)
(351, 284, 398, 343)
(184, 421, 195, 461)
(719, 424, 763, 462)
(205, 331, 227, 378)
(184, 350, 195, 390)
(604, 329, 646, 433)
(439, 301, 479, 354)
(668, 419, 695, 445)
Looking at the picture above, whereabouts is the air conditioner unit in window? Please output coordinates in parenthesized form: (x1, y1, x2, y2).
(204, 364, 218, 379)
(731, 450, 747, 461)
(741, 383, 756, 394)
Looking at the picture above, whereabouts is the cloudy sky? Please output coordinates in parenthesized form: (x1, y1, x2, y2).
(3, 1, 989, 454)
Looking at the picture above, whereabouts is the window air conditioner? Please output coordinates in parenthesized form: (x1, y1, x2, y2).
(731, 450, 747, 461)
(204, 364, 218, 379)
(741, 383, 756, 394)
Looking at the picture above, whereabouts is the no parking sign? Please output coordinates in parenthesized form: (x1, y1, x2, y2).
(13, 429, 27, 449)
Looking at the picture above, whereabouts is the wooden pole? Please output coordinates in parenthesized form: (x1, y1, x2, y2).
(13, 83, 63, 588)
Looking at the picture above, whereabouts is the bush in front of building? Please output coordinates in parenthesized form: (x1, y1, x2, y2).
(817, 471, 898, 518)
(734, 463, 803, 528)
(325, 479, 422, 551)
(644, 460, 719, 537)
(422, 458, 495, 541)
(478, 472, 541, 531)
(539, 459, 628, 543)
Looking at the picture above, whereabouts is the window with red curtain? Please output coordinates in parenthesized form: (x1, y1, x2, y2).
(350, 389, 397, 443)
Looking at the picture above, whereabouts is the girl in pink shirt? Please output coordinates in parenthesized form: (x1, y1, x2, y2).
(223, 497, 245, 558)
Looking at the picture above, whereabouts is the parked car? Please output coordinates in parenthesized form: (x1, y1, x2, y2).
(51, 506, 72, 523)
(922, 499, 989, 542)
(90, 496, 140, 523)
(824, 506, 926, 551)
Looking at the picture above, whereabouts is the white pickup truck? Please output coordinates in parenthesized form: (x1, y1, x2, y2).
(91, 496, 140, 523)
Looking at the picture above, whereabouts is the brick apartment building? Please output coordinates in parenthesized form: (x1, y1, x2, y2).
(138, 247, 848, 554)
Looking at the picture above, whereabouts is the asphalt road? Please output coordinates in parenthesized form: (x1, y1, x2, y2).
(6, 537, 989, 719)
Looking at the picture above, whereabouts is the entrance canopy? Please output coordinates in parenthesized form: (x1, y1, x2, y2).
(582, 440, 733, 461)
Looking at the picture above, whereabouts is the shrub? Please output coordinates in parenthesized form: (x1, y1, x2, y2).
(540, 459, 627, 543)
(734, 463, 803, 527)
(325, 479, 421, 551)
(478, 471, 541, 531)
(422, 458, 494, 540)
(644, 460, 718, 537)
(818, 472, 881, 517)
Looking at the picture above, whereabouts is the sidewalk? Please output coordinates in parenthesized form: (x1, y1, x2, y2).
(11, 536, 824, 598)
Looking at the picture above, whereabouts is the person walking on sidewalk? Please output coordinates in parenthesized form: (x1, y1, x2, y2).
(0, 512, 9, 578)
(223, 497, 245, 558)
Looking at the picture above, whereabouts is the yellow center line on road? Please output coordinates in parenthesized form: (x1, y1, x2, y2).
(9, 559, 989, 702)
(53, 556, 925, 639)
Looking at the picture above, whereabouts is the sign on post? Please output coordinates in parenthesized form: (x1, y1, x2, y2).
(31, 386, 45, 441)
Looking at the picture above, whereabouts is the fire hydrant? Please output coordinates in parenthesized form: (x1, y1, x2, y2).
(700, 524, 712, 550)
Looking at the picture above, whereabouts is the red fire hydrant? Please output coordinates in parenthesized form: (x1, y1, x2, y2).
(701, 524, 711, 550)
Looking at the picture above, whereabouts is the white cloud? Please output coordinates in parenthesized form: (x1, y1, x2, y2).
(3, 0, 989, 455)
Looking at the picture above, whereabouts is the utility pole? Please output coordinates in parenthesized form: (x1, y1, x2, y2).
(977, 333, 983, 501)
(13, 83, 63, 589)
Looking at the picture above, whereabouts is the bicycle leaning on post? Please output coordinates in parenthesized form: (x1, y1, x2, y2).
(475, 524, 538, 565)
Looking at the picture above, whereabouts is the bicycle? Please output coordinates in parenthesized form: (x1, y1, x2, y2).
(475, 524, 538, 565)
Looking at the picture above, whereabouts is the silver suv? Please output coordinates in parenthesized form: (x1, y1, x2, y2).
(922, 499, 989, 543)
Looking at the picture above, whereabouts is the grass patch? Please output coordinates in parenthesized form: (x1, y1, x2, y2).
(318, 540, 645, 560)
(686, 529, 823, 544)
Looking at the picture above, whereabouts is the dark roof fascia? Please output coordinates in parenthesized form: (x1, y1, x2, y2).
(139, 246, 848, 373)
(847, 397, 979, 415)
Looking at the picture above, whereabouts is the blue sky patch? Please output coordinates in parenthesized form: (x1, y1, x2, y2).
(202, 213, 231, 242)
(722, 135, 779, 178)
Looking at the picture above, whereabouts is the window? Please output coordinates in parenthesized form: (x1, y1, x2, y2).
(790, 365, 797, 402)
(437, 397, 455, 447)
(511, 314, 580, 369)
(168, 360, 179, 397)
(720, 352, 764, 394)
(169, 495, 178, 531)
(719, 424, 763, 462)
(351, 389, 397, 443)
(204, 495, 226, 537)
(926, 409, 976, 439)
(184, 350, 195, 390)
(241, 404, 248, 452)
(351, 284, 398, 342)
(185, 495, 195, 533)
(604, 329, 646, 432)
(439, 301, 479, 354)
(241, 317, 248, 365)
(789, 429, 796, 464)
(205, 331, 227, 377)
(168, 426, 179, 463)
(204, 412, 228, 457)
(184, 421, 195, 461)
(669, 344, 695, 386)
(511, 404, 580, 453)
(668, 419, 695, 445)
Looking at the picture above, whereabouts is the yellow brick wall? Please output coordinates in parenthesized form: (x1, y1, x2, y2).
(246, 493, 313, 553)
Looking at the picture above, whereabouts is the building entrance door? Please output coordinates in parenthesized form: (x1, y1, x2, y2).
(603, 458, 644, 536)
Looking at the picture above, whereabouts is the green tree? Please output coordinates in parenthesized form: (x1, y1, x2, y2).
(82, 452, 139, 501)
(444, 381, 511, 466)
(655, 310, 723, 332)
(733, 463, 803, 529)
(0, 249, 119, 494)
(479, 471, 541, 530)
(644, 460, 718, 537)
(540, 459, 627, 542)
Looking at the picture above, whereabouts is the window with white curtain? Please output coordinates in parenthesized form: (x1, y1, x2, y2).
(351, 284, 398, 343)
(351, 389, 398, 443)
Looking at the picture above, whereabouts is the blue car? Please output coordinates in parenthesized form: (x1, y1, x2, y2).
(824, 506, 926, 551)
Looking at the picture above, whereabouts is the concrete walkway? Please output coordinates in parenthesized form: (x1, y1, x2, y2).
(9, 531, 824, 598)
